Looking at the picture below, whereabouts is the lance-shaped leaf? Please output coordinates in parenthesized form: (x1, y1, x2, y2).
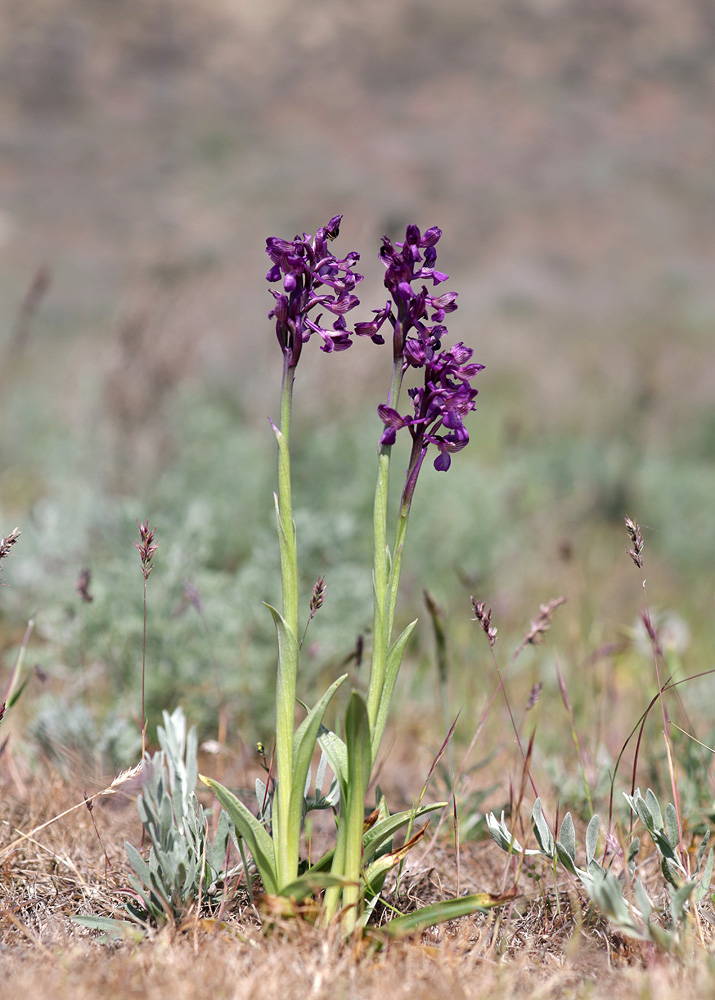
(695, 847, 714, 904)
(555, 812, 577, 874)
(72, 915, 146, 942)
(362, 821, 429, 899)
(342, 691, 373, 931)
(531, 798, 555, 858)
(200, 776, 278, 894)
(585, 814, 599, 867)
(277, 871, 354, 902)
(318, 725, 348, 796)
(486, 811, 540, 856)
(371, 619, 418, 762)
(309, 800, 445, 875)
(288, 674, 348, 847)
(376, 888, 517, 941)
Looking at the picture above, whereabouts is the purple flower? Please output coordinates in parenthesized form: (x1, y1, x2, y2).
(266, 216, 363, 366)
(356, 225, 458, 361)
(379, 328, 483, 498)
(365, 223, 483, 491)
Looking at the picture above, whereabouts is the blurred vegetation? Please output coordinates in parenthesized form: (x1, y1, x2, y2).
(0, 0, 714, 829)
(1, 352, 714, 807)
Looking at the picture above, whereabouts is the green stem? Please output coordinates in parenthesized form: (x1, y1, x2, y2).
(386, 498, 411, 641)
(273, 356, 301, 887)
(366, 358, 404, 745)
(323, 815, 347, 923)
(366, 443, 391, 733)
(278, 359, 299, 636)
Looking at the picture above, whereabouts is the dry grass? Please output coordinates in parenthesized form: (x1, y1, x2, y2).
(2, 766, 715, 1000)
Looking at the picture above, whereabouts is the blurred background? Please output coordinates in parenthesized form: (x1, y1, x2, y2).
(1, 0, 714, 800)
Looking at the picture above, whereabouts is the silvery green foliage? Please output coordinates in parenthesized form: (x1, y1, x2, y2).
(485, 810, 541, 856)
(487, 793, 714, 953)
(623, 787, 687, 886)
(125, 707, 240, 926)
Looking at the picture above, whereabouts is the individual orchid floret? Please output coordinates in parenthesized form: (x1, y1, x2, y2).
(266, 215, 363, 367)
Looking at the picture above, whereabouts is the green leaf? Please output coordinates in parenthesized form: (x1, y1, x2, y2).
(345, 691, 372, 793)
(628, 837, 640, 867)
(278, 871, 353, 902)
(531, 798, 555, 858)
(200, 775, 278, 894)
(670, 880, 697, 925)
(288, 674, 348, 852)
(125, 841, 152, 886)
(486, 811, 540, 857)
(586, 869, 649, 941)
(363, 801, 445, 865)
(342, 691, 373, 931)
(6, 670, 33, 710)
(265, 603, 300, 684)
(377, 890, 516, 941)
(645, 788, 664, 830)
(309, 802, 446, 877)
(318, 726, 348, 796)
(293, 677, 348, 781)
(362, 820, 429, 900)
(585, 814, 599, 867)
(371, 619, 418, 762)
(664, 802, 678, 851)
(555, 842, 579, 877)
(696, 848, 714, 903)
(72, 915, 146, 941)
(625, 789, 652, 832)
(557, 813, 576, 863)
(633, 878, 653, 922)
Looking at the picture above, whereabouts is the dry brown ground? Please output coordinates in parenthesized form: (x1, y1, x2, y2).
(2, 767, 715, 1000)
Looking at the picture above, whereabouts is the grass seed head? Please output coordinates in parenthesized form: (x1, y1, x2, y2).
(625, 516, 644, 569)
(0, 528, 20, 584)
(523, 596, 566, 647)
(134, 519, 158, 580)
(471, 597, 497, 648)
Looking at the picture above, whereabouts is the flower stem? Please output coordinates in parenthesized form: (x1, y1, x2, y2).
(273, 355, 301, 886)
(141, 579, 147, 758)
(366, 356, 405, 759)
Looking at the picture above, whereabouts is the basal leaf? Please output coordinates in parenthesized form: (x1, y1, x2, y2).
(289, 674, 348, 848)
(200, 775, 278, 894)
(376, 888, 517, 941)
(371, 620, 418, 762)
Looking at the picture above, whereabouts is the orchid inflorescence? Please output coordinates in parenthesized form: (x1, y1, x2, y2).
(265, 215, 363, 362)
(267, 217, 483, 488)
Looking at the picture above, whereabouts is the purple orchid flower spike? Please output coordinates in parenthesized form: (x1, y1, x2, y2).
(366, 223, 484, 496)
(266, 215, 363, 367)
